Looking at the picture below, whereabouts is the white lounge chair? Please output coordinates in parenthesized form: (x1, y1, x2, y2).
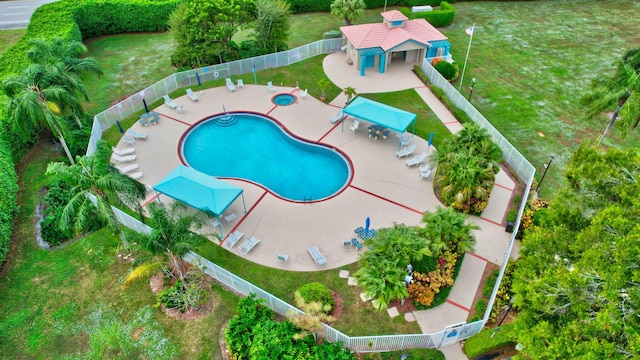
(176, 104, 184, 113)
(209, 217, 220, 229)
(237, 79, 244, 89)
(397, 133, 413, 146)
(127, 171, 143, 180)
(123, 134, 136, 146)
(116, 163, 139, 174)
(395, 143, 416, 158)
(111, 153, 136, 163)
(186, 88, 199, 102)
(238, 236, 260, 255)
(126, 129, 148, 140)
(308, 245, 327, 266)
(349, 120, 360, 133)
(267, 81, 276, 93)
(112, 146, 135, 156)
(330, 110, 344, 124)
(405, 152, 428, 167)
(419, 163, 431, 172)
(223, 212, 237, 223)
(420, 168, 432, 179)
(225, 78, 236, 92)
(163, 95, 178, 109)
(223, 230, 244, 249)
(299, 88, 308, 98)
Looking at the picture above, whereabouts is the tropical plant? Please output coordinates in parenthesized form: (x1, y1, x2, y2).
(317, 77, 331, 99)
(124, 201, 205, 287)
(355, 252, 409, 311)
(330, 0, 366, 26)
(343, 86, 357, 104)
(420, 206, 478, 255)
(581, 48, 640, 146)
(287, 291, 336, 341)
(367, 223, 432, 264)
(45, 140, 146, 235)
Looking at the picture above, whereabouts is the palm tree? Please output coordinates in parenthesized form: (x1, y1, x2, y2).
(330, 0, 366, 26)
(355, 253, 408, 311)
(343, 86, 357, 105)
(369, 223, 431, 264)
(421, 206, 479, 255)
(124, 201, 205, 286)
(45, 140, 146, 234)
(2, 64, 80, 164)
(26, 37, 103, 129)
(435, 150, 496, 206)
(581, 48, 640, 146)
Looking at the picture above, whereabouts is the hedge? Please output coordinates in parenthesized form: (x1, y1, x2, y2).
(462, 323, 516, 358)
(400, 1, 455, 27)
(0, 0, 179, 269)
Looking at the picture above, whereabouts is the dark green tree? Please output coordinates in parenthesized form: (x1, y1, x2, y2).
(253, 0, 290, 54)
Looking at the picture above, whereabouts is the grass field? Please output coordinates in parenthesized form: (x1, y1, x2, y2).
(0, 29, 26, 56)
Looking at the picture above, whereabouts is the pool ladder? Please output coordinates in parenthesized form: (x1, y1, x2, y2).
(215, 115, 238, 127)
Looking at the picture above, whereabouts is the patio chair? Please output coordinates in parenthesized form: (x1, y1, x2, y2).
(237, 79, 244, 89)
(351, 238, 364, 250)
(209, 217, 221, 229)
(116, 163, 139, 174)
(223, 230, 244, 249)
(176, 104, 184, 113)
(395, 143, 416, 158)
(330, 110, 344, 124)
(405, 152, 428, 167)
(225, 78, 236, 92)
(308, 245, 327, 266)
(126, 129, 148, 140)
(123, 134, 136, 146)
(420, 168, 432, 179)
(299, 88, 308, 98)
(238, 236, 260, 255)
(112, 146, 135, 156)
(223, 212, 237, 223)
(397, 133, 413, 147)
(349, 120, 360, 133)
(111, 153, 136, 163)
(138, 118, 149, 126)
(267, 81, 276, 93)
(342, 239, 352, 252)
(277, 253, 289, 266)
(186, 88, 199, 102)
(382, 130, 390, 139)
(419, 163, 431, 172)
(163, 95, 178, 110)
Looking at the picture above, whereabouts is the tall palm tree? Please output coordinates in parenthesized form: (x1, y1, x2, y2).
(2, 64, 80, 164)
(124, 201, 205, 286)
(330, 0, 366, 26)
(421, 206, 479, 255)
(581, 48, 640, 146)
(45, 140, 146, 234)
(26, 37, 103, 129)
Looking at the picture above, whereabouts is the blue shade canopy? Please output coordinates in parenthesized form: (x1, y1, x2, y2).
(153, 165, 243, 216)
(343, 97, 416, 133)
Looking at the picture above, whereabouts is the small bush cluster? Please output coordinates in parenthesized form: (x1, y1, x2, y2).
(298, 282, 335, 314)
(40, 181, 74, 245)
(433, 61, 456, 80)
(400, 1, 455, 27)
(323, 30, 342, 39)
(463, 323, 516, 359)
(156, 274, 210, 314)
(408, 251, 457, 307)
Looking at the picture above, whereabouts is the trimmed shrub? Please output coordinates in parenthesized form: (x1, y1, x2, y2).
(400, 1, 455, 27)
(433, 61, 456, 80)
(298, 282, 335, 313)
(323, 30, 342, 39)
(286, 0, 332, 14)
(482, 269, 499, 297)
(463, 323, 516, 359)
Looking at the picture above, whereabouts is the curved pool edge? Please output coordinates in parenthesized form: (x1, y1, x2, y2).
(177, 110, 355, 204)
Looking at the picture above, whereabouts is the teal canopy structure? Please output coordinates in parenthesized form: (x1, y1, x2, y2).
(153, 165, 246, 237)
(342, 96, 417, 134)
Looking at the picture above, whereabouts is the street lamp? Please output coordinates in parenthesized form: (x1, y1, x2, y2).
(491, 296, 516, 338)
(468, 78, 476, 101)
(384, 0, 387, 12)
(535, 154, 555, 195)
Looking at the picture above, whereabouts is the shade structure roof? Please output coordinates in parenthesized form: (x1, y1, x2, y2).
(343, 97, 417, 133)
(153, 165, 243, 217)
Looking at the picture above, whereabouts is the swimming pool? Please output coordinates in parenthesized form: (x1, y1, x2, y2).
(272, 93, 296, 106)
(180, 112, 352, 202)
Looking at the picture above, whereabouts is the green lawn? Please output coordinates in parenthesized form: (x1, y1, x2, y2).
(0, 29, 26, 56)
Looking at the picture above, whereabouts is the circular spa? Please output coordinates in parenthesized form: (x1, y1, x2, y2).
(271, 93, 296, 106)
(180, 112, 352, 202)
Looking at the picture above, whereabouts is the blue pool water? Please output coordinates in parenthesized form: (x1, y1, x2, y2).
(181, 112, 351, 202)
(272, 93, 296, 106)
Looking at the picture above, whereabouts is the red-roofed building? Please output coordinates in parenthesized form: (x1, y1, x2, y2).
(340, 10, 451, 76)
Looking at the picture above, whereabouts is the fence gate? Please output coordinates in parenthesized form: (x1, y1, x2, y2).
(438, 322, 466, 347)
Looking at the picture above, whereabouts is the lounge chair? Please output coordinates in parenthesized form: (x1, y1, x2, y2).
(308, 245, 327, 266)
(405, 152, 428, 167)
(223, 230, 244, 249)
(127, 171, 143, 180)
(126, 129, 148, 140)
(397, 133, 413, 147)
(267, 81, 276, 93)
(349, 120, 360, 133)
(111, 153, 136, 163)
(112, 146, 135, 156)
(237, 79, 244, 89)
(163, 95, 178, 110)
(176, 104, 184, 113)
(299, 88, 308, 98)
(420, 168, 432, 179)
(116, 163, 139, 174)
(395, 143, 416, 158)
(225, 78, 236, 92)
(419, 163, 431, 172)
(330, 110, 344, 124)
(186, 88, 199, 102)
(238, 236, 260, 255)
(123, 134, 136, 146)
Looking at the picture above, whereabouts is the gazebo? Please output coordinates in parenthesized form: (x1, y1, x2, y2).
(342, 97, 417, 148)
(152, 165, 246, 237)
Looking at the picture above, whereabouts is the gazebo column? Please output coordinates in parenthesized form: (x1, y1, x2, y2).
(379, 53, 386, 73)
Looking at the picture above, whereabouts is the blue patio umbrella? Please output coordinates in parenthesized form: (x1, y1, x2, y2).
(365, 217, 370, 232)
(196, 72, 201, 86)
(427, 132, 434, 149)
(142, 98, 150, 113)
(116, 120, 124, 134)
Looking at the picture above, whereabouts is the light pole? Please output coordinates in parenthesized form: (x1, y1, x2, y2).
(535, 154, 555, 194)
(491, 297, 516, 338)
(468, 78, 476, 101)
(384, 0, 387, 12)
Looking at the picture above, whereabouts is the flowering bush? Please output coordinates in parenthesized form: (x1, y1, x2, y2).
(408, 251, 458, 307)
(520, 199, 549, 230)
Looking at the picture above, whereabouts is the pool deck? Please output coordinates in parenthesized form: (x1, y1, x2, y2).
(115, 53, 517, 354)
